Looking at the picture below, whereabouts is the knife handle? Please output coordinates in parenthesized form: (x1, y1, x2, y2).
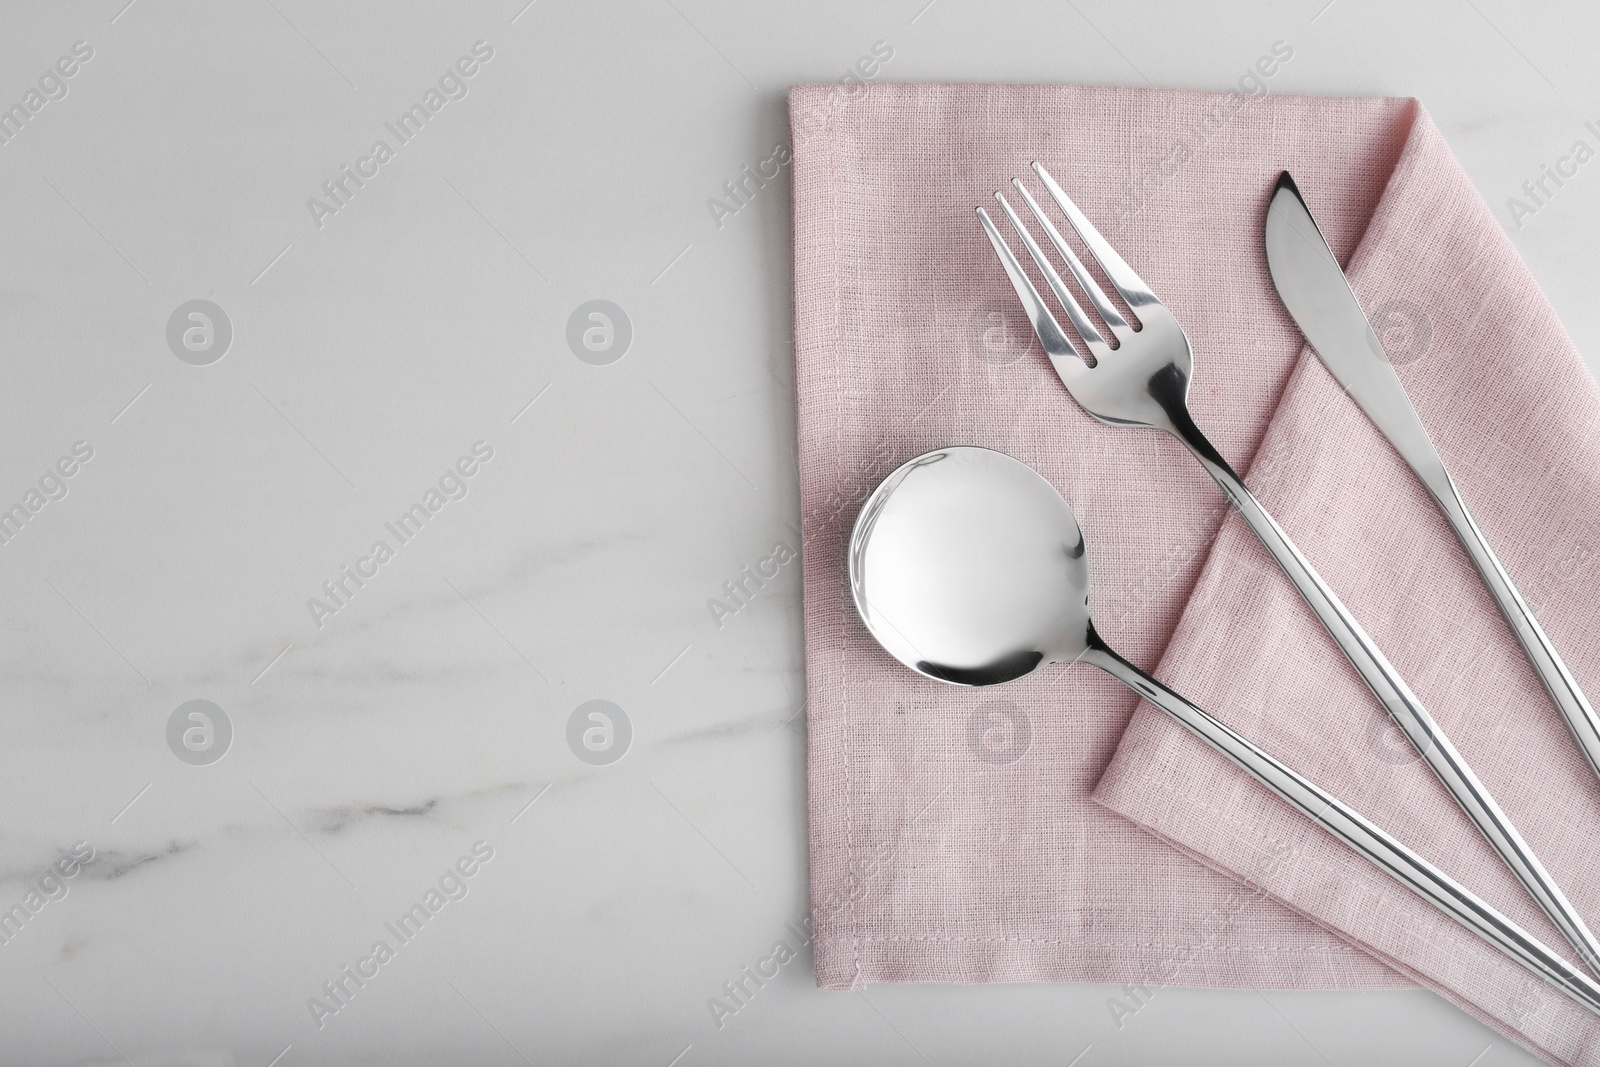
(1080, 638, 1600, 1020)
(1419, 460, 1600, 788)
(1166, 412, 1600, 978)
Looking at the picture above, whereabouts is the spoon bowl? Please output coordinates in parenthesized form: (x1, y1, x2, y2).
(848, 446, 1091, 685)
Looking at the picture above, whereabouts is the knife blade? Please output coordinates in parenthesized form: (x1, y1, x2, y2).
(1262, 172, 1440, 476)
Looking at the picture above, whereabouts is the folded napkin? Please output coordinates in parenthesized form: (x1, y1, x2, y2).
(1091, 105, 1600, 1063)
(792, 81, 1600, 1064)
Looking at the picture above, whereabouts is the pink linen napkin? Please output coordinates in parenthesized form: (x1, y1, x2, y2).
(792, 80, 1600, 1063)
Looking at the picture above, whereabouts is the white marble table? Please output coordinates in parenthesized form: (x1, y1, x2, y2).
(0, 1, 1593, 1063)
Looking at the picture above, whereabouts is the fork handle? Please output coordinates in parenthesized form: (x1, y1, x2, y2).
(1417, 459, 1600, 792)
(1167, 414, 1600, 978)
(1080, 637, 1600, 1019)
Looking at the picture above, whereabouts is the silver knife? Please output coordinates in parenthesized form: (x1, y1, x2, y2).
(1264, 170, 1600, 793)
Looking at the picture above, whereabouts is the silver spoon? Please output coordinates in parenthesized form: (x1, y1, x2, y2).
(848, 444, 1600, 1017)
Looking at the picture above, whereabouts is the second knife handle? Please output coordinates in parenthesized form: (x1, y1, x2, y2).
(1422, 461, 1600, 788)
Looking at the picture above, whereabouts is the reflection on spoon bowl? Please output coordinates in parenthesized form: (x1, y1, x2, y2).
(849, 446, 1090, 685)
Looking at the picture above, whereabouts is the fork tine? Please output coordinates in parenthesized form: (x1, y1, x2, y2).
(1010, 178, 1130, 338)
(1032, 162, 1158, 313)
(992, 191, 1109, 361)
(975, 206, 1083, 363)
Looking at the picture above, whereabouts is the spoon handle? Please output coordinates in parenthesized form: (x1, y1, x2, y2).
(1080, 639, 1600, 1019)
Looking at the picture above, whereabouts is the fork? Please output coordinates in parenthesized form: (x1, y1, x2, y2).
(976, 162, 1600, 977)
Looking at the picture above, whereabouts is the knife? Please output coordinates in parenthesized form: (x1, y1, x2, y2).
(1264, 170, 1600, 794)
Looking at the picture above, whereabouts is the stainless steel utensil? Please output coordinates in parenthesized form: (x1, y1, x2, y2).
(975, 163, 1600, 976)
(1264, 168, 1600, 791)
(848, 443, 1600, 1017)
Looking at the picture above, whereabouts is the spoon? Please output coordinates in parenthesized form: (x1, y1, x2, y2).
(848, 444, 1600, 1017)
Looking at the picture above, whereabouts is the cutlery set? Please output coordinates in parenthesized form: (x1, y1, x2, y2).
(847, 164, 1600, 1016)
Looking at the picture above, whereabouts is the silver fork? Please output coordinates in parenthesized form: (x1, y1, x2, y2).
(976, 162, 1600, 977)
